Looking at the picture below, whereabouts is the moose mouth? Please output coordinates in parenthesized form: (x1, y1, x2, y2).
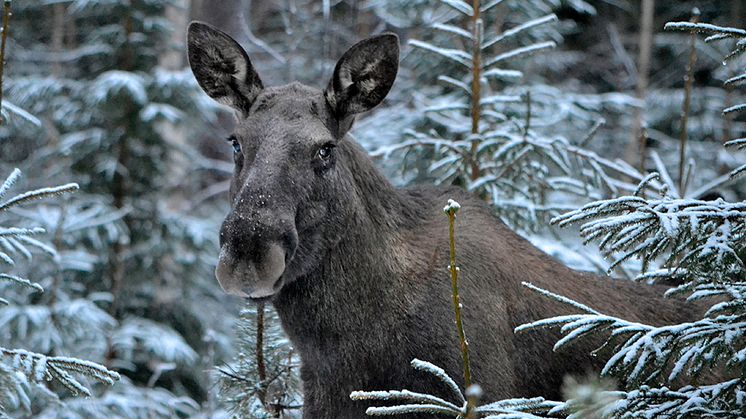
(214, 243, 287, 300)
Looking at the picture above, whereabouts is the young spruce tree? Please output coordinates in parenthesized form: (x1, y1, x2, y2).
(515, 20, 746, 418)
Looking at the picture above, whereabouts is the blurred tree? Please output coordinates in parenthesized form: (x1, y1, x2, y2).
(0, 168, 121, 416)
(0, 0, 237, 416)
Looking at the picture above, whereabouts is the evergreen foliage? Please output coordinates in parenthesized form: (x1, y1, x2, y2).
(373, 0, 647, 232)
(218, 305, 302, 418)
(665, 20, 746, 179)
(1, 0, 235, 416)
(514, 21, 746, 417)
(351, 359, 559, 417)
(0, 169, 119, 416)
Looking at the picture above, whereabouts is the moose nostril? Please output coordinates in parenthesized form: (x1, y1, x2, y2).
(215, 247, 251, 298)
(260, 243, 287, 282)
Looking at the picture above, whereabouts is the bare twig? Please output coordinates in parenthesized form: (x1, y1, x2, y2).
(469, 0, 482, 181)
(256, 302, 268, 406)
(721, 0, 742, 151)
(627, 0, 654, 170)
(51, 2, 65, 75)
(443, 200, 476, 418)
(679, 8, 699, 196)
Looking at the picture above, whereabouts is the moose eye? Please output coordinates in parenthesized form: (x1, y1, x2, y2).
(317, 143, 335, 160)
(227, 135, 241, 154)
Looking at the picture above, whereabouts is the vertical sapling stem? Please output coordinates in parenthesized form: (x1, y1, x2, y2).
(469, 0, 482, 181)
(255, 301, 274, 414)
(443, 199, 477, 418)
(679, 8, 699, 196)
(628, 0, 654, 171)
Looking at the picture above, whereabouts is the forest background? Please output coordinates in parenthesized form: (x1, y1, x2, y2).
(0, 0, 744, 417)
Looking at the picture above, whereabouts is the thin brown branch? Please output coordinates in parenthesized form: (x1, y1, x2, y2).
(627, 0, 655, 170)
(445, 201, 475, 418)
(255, 302, 272, 414)
(469, 0, 482, 181)
(109, 11, 135, 317)
(51, 3, 65, 75)
(721, 0, 743, 166)
(679, 9, 699, 196)
(216, 366, 252, 384)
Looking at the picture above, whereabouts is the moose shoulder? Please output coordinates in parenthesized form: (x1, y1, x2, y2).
(187, 22, 699, 418)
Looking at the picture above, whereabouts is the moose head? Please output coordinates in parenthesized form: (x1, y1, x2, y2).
(187, 22, 399, 300)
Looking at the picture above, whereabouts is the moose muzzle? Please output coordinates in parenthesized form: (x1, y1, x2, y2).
(215, 242, 287, 299)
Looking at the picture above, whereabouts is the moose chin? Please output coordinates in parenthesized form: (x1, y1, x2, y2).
(187, 22, 704, 418)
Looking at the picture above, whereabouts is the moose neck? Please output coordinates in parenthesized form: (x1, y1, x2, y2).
(273, 140, 421, 352)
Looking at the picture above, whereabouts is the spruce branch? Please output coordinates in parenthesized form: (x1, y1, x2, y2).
(0, 169, 20, 201)
(1, 348, 119, 397)
(478, 0, 505, 13)
(517, 283, 743, 391)
(0, 183, 79, 212)
(0, 170, 77, 270)
(350, 358, 558, 417)
(411, 358, 465, 405)
(520, 282, 599, 315)
(440, 0, 473, 16)
(482, 41, 557, 68)
(0, 274, 42, 293)
(664, 22, 745, 37)
(552, 182, 746, 282)
(481, 14, 557, 50)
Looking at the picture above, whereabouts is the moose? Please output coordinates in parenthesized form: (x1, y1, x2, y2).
(187, 22, 700, 418)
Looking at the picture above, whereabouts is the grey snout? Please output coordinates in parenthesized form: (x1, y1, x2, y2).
(215, 243, 287, 299)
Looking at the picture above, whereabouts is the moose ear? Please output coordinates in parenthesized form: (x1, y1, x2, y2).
(324, 33, 399, 119)
(187, 21, 263, 114)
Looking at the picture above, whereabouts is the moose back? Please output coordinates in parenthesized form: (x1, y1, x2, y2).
(186, 22, 696, 418)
